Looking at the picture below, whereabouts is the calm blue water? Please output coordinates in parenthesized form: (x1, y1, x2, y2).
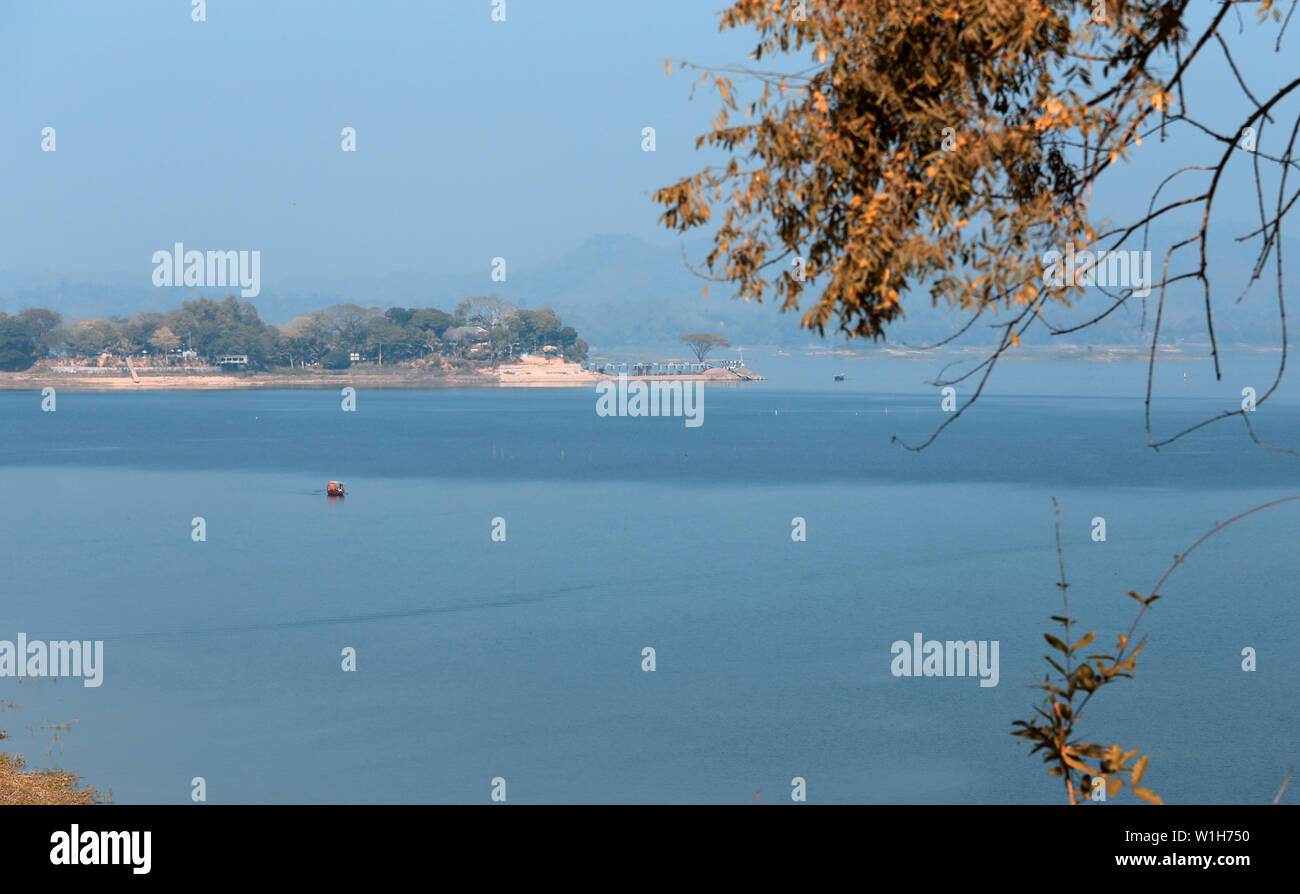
(2, 363, 1298, 803)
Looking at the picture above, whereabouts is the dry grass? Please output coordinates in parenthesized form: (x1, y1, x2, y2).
(0, 752, 106, 805)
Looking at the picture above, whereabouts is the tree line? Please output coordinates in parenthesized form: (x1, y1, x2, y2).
(0, 294, 588, 372)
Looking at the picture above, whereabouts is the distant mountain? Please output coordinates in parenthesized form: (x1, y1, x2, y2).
(2, 230, 1293, 355)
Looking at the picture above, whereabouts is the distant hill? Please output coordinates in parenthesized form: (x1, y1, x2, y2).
(3, 230, 1293, 355)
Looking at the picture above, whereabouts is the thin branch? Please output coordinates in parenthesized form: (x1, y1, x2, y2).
(1274, 766, 1294, 803)
(1074, 495, 1300, 723)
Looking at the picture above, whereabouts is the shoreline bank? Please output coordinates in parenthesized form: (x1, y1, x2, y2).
(0, 358, 765, 392)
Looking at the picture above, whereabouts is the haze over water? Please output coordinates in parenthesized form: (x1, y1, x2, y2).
(2, 356, 1297, 803)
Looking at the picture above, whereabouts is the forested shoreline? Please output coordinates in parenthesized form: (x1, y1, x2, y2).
(0, 295, 588, 372)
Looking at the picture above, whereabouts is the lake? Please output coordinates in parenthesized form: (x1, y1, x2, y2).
(2, 356, 1297, 803)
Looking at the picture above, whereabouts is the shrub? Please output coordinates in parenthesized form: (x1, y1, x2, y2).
(321, 348, 352, 370)
(0, 318, 38, 372)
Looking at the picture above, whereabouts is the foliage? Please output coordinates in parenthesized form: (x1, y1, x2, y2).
(15, 308, 62, 357)
(321, 347, 352, 369)
(505, 308, 587, 360)
(456, 296, 517, 327)
(365, 318, 408, 364)
(0, 315, 39, 371)
(11, 294, 589, 369)
(63, 319, 123, 358)
(681, 333, 731, 362)
(318, 304, 382, 352)
(1016, 495, 1300, 803)
(165, 296, 277, 367)
(1015, 499, 1163, 804)
(658, 0, 1097, 335)
(656, 0, 1300, 451)
(401, 307, 456, 338)
(149, 325, 181, 353)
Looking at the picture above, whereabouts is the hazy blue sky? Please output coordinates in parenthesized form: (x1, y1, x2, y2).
(2, 0, 1293, 297)
(2, 0, 755, 281)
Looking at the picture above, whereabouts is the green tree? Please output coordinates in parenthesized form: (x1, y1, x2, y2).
(149, 326, 181, 355)
(407, 308, 455, 340)
(0, 316, 38, 371)
(65, 319, 123, 358)
(321, 347, 352, 369)
(16, 308, 61, 357)
(563, 336, 589, 363)
(384, 307, 416, 328)
(441, 326, 480, 358)
(116, 312, 166, 355)
(166, 296, 275, 367)
(320, 303, 381, 352)
(280, 312, 331, 366)
(366, 319, 411, 365)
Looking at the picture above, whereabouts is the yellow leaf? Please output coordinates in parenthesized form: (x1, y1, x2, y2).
(1010, 332, 1020, 347)
(1132, 755, 1148, 786)
(1061, 753, 1092, 773)
(665, 59, 671, 77)
(702, 287, 709, 299)
(1132, 786, 1163, 805)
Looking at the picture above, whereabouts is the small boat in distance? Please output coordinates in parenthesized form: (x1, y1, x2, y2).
(327, 481, 346, 497)
(833, 373, 846, 382)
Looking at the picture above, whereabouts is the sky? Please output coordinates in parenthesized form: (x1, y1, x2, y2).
(1, 0, 754, 282)
(1, 0, 1296, 314)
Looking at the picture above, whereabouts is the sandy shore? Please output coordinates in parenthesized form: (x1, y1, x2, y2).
(0, 368, 496, 391)
(0, 356, 764, 392)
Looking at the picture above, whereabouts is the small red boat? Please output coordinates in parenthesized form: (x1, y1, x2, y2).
(327, 481, 346, 497)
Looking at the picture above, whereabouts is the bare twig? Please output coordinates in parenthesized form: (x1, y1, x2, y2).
(1274, 766, 1294, 804)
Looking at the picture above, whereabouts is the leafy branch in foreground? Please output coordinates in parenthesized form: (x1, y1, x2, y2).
(1014, 494, 1300, 804)
(657, 1, 1300, 454)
